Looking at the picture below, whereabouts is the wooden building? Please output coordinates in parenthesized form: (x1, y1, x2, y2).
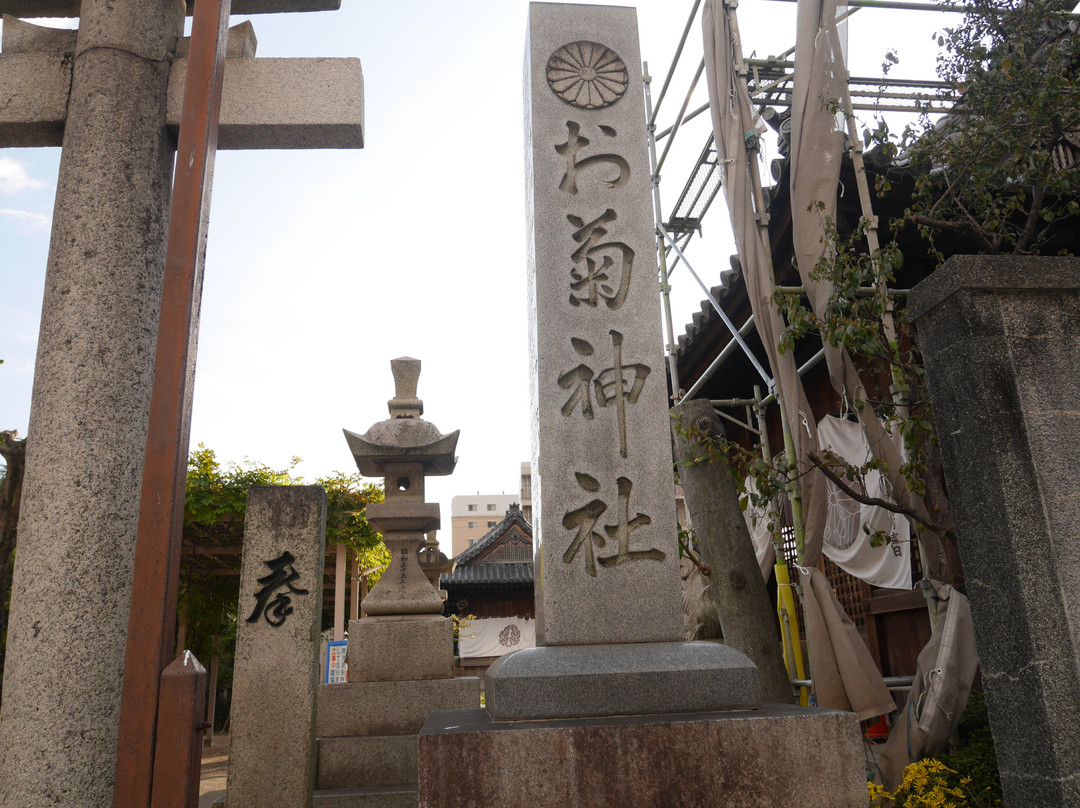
(441, 504, 534, 685)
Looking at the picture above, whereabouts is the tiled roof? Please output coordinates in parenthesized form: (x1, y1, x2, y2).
(676, 275, 738, 358)
(454, 503, 532, 566)
(441, 562, 534, 588)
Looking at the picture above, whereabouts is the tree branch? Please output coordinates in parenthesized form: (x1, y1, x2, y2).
(678, 535, 711, 577)
(1016, 179, 1047, 254)
(908, 213, 998, 254)
(808, 451, 955, 538)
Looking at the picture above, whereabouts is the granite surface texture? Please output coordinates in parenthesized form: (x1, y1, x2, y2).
(485, 641, 760, 720)
(418, 704, 866, 807)
(226, 486, 327, 808)
(525, 0, 682, 648)
(346, 359, 457, 617)
(347, 615, 456, 682)
(311, 786, 416, 808)
(911, 255, 1080, 807)
(1, 47, 364, 151)
(317, 678, 481, 737)
(0, 3, 184, 805)
(317, 735, 418, 790)
(1, 15, 77, 52)
(167, 57, 364, 149)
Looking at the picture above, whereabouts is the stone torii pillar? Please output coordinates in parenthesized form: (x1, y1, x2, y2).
(0, 3, 362, 807)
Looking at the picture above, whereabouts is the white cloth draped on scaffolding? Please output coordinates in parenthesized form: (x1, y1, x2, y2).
(874, 582, 978, 788)
(703, 0, 893, 719)
(700, 0, 827, 551)
(788, 0, 945, 579)
(817, 415, 912, 590)
(457, 616, 536, 659)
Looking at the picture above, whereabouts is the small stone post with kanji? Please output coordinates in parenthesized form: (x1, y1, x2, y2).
(227, 485, 328, 808)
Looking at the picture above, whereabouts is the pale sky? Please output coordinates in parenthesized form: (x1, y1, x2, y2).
(0, 0, 944, 555)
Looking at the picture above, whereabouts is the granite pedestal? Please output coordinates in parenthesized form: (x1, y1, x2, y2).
(910, 255, 1080, 807)
(484, 641, 758, 720)
(418, 705, 867, 808)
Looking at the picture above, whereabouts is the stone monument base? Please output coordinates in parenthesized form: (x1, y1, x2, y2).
(484, 641, 758, 720)
(348, 615, 454, 681)
(418, 704, 867, 808)
(314, 677, 481, 807)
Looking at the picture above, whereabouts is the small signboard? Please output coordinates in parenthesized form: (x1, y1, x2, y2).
(325, 640, 348, 684)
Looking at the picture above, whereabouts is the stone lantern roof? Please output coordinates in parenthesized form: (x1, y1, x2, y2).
(342, 357, 459, 477)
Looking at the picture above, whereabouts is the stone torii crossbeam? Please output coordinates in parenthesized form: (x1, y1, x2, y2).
(0, 3, 363, 807)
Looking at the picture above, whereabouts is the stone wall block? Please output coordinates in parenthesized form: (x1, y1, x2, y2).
(909, 255, 1080, 806)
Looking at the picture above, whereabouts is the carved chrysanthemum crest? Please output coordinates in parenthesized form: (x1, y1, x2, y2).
(546, 41, 628, 109)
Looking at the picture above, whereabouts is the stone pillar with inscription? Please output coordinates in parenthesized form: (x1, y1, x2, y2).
(415, 7, 867, 806)
(226, 485, 327, 808)
(315, 358, 480, 804)
(485, 0, 756, 721)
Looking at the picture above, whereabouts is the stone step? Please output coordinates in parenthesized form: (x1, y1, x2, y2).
(317, 734, 417, 790)
(313, 785, 417, 808)
(317, 678, 480, 737)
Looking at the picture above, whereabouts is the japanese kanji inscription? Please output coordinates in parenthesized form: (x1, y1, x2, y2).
(246, 551, 309, 627)
(562, 472, 663, 577)
(527, 3, 683, 645)
(558, 331, 650, 458)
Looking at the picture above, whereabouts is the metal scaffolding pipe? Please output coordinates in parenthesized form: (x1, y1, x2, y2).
(656, 102, 711, 141)
(645, 63, 683, 399)
(762, 0, 969, 12)
(656, 58, 706, 175)
(649, 0, 703, 126)
(681, 314, 757, 401)
(659, 224, 773, 387)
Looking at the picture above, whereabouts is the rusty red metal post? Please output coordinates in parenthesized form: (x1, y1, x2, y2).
(149, 654, 209, 808)
(113, 0, 232, 805)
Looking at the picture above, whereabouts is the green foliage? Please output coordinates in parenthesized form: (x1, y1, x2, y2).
(184, 444, 385, 556)
(672, 413, 793, 553)
(773, 215, 936, 533)
(875, 0, 1080, 255)
(179, 446, 387, 673)
(451, 613, 476, 643)
(776, 212, 905, 373)
(316, 470, 388, 570)
(779, 0, 1078, 553)
(938, 691, 1005, 806)
(868, 700, 1004, 808)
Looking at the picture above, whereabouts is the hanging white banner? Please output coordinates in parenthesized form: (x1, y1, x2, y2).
(458, 616, 537, 658)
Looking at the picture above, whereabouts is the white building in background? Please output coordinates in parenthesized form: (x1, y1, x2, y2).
(450, 493, 519, 557)
(450, 463, 532, 557)
(519, 461, 532, 524)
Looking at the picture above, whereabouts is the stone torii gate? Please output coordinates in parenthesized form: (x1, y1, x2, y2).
(0, 2, 363, 807)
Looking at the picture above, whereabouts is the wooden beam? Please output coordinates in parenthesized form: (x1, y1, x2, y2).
(113, 0, 231, 803)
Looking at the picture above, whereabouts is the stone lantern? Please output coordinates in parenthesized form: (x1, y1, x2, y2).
(343, 357, 458, 616)
(328, 359, 478, 800)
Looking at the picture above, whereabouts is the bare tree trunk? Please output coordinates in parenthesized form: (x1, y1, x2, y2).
(671, 400, 794, 705)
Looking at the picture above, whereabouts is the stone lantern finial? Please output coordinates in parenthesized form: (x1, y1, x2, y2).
(389, 357, 423, 418)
